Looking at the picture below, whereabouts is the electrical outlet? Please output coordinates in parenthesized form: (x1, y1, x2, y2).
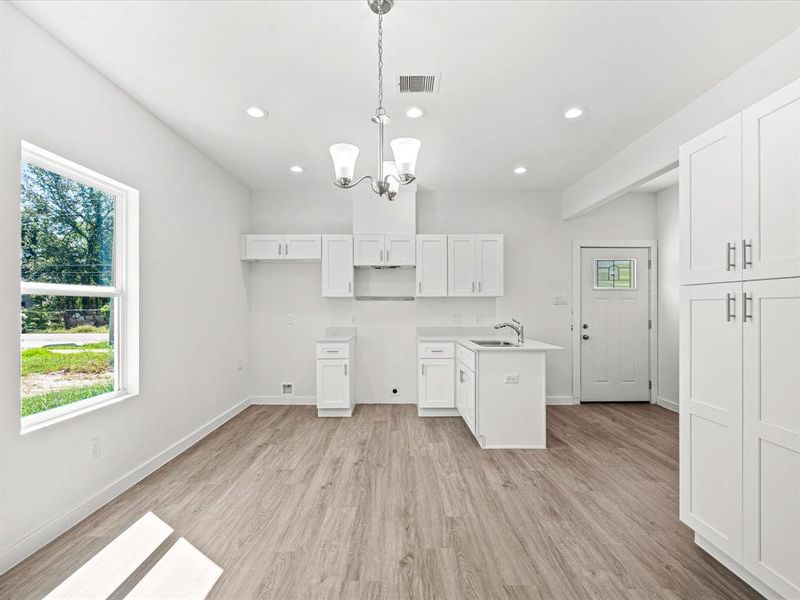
(89, 437, 100, 460)
(281, 382, 294, 396)
(237, 358, 245, 371)
(503, 374, 520, 384)
(287, 313, 294, 325)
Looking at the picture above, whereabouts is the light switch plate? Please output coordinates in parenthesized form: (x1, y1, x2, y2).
(504, 374, 519, 384)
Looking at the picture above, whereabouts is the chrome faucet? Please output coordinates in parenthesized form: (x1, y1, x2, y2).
(494, 318, 524, 345)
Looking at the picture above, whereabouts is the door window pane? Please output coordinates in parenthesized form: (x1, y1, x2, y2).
(20, 295, 116, 417)
(21, 162, 115, 286)
(594, 259, 636, 289)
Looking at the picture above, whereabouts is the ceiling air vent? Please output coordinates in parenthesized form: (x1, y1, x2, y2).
(396, 73, 440, 94)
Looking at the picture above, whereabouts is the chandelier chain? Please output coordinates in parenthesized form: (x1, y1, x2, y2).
(377, 5, 384, 114)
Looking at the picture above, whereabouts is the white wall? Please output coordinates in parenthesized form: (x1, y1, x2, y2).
(656, 185, 680, 410)
(562, 29, 800, 219)
(0, 4, 250, 572)
(248, 190, 656, 405)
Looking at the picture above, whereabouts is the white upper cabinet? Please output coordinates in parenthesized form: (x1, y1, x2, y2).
(448, 235, 476, 296)
(243, 234, 283, 260)
(680, 114, 742, 285)
(353, 234, 384, 266)
(742, 278, 800, 598)
(321, 235, 353, 297)
(416, 235, 448, 297)
(284, 235, 322, 260)
(742, 80, 800, 281)
(354, 233, 415, 266)
(448, 234, 503, 296)
(679, 282, 743, 560)
(476, 235, 504, 296)
(385, 234, 415, 266)
(241, 234, 321, 261)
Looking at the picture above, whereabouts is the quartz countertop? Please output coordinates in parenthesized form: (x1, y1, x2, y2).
(416, 329, 562, 352)
(317, 326, 356, 343)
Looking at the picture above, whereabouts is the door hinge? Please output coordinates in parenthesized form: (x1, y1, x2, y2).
(648, 319, 652, 329)
(648, 380, 652, 390)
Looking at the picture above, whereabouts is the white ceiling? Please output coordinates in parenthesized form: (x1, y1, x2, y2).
(14, 1, 800, 193)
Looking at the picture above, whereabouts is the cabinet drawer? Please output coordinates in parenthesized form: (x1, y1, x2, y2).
(457, 344, 476, 371)
(419, 342, 454, 359)
(316, 343, 350, 359)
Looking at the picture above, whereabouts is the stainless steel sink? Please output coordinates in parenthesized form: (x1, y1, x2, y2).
(470, 340, 520, 347)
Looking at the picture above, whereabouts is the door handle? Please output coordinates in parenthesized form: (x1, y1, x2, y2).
(582, 323, 589, 329)
(726, 241, 737, 271)
(743, 239, 752, 269)
(744, 292, 753, 322)
(726, 292, 736, 322)
(582, 334, 590, 340)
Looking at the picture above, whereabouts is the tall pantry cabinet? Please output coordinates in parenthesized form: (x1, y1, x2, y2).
(679, 80, 799, 599)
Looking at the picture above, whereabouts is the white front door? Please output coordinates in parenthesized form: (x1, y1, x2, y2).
(580, 247, 651, 402)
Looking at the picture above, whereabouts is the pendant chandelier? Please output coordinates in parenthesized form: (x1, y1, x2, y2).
(329, 0, 421, 201)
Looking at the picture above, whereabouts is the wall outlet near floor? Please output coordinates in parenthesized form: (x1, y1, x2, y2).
(89, 437, 100, 460)
(281, 382, 294, 396)
(503, 374, 520, 384)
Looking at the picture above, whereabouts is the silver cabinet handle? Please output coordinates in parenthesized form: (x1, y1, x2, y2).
(418, 281, 422, 293)
(387, 250, 391, 263)
(743, 239, 752, 269)
(478, 281, 482, 292)
(421, 364, 425, 376)
(278, 243, 282, 256)
(726, 241, 737, 271)
(348, 281, 352, 293)
(344, 363, 347, 376)
(431, 349, 444, 353)
(379, 249, 384, 263)
(726, 292, 736, 322)
(471, 282, 475, 293)
(744, 292, 753, 322)
(459, 370, 465, 383)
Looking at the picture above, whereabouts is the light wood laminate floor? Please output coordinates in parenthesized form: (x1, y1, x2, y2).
(0, 404, 761, 599)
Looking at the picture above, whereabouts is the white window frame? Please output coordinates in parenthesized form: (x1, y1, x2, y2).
(20, 141, 139, 433)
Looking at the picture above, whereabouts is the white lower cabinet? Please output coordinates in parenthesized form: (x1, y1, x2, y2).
(417, 343, 455, 411)
(316, 340, 355, 417)
(681, 277, 800, 598)
(456, 359, 476, 436)
(742, 278, 800, 598)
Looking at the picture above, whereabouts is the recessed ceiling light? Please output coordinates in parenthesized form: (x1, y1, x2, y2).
(246, 106, 268, 118)
(290, 165, 304, 173)
(564, 107, 584, 119)
(405, 106, 427, 119)
(513, 166, 528, 175)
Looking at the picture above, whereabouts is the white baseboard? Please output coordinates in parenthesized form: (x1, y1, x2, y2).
(0, 396, 251, 576)
(656, 396, 679, 412)
(694, 534, 780, 600)
(546, 396, 578, 405)
(249, 395, 315, 406)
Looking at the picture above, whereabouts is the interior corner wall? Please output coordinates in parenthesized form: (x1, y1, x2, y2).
(656, 185, 680, 408)
(247, 189, 657, 406)
(0, 3, 251, 572)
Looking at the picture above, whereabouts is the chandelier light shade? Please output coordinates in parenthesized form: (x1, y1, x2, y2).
(328, 0, 421, 200)
(329, 143, 360, 184)
(390, 138, 421, 180)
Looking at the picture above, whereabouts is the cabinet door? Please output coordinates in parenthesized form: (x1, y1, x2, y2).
(418, 359, 455, 409)
(284, 235, 321, 260)
(476, 234, 504, 296)
(416, 235, 448, 297)
(316, 359, 350, 410)
(680, 115, 742, 285)
(385, 234, 415, 266)
(742, 80, 800, 281)
(462, 366, 476, 435)
(679, 282, 743, 560)
(448, 235, 476, 296)
(322, 235, 353, 297)
(354, 234, 384, 266)
(244, 234, 283, 260)
(742, 278, 800, 598)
